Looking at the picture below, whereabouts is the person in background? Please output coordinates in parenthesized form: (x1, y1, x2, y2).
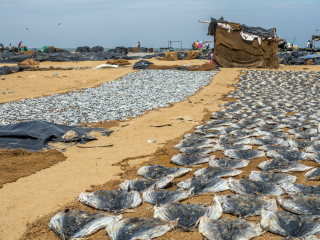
(205, 42, 210, 50)
(8, 44, 12, 52)
(310, 40, 313, 49)
(192, 42, 196, 50)
(138, 41, 140, 48)
(307, 40, 311, 48)
(210, 48, 214, 64)
(195, 40, 199, 49)
(0, 43, 3, 53)
(199, 41, 203, 49)
(18, 41, 22, 51)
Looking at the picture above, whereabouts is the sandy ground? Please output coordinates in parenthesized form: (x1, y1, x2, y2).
(0, 60, 320, 240)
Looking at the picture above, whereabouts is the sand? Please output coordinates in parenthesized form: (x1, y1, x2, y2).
(0, 60, 320, 240)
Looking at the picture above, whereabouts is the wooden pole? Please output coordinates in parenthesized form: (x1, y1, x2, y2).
(198, 20, 210, 24)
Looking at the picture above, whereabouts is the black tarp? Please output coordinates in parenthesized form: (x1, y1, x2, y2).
(138, 47, 148, 52)
(90, 46, 104, 52)
(177, 52, 188, 60)
(108, 47, 128, 55)
(279, 49, 317, 65)
(133, 60, 154, 69)
(0, 66, 28, 75)
(0, 121, 113, 151)
(76, 46, 91, 52)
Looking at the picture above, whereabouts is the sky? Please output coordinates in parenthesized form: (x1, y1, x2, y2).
(1, 0, 319, 49)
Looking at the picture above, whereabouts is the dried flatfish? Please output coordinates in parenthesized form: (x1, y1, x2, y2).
(170, 153, 214, 167)
(137, 164, 192, 179)
(258, 159, 313, 172)
(224, 149, 265, 160)
(278, 195, 320, 215)
(143, 189, 193, 205)
(106, 217, 176, 240)
(119, 177, 173, 192)
(228, 178, 283, 195)
(78, 190, 142, 212)
(249, 171, 296, 184)
(266, 150, 312, 161)
(209, 158, 249, 168)
(154, 202, 222, 229)
(49, 209, 122, 240)
(216, 194, 277, 218)
(305, 168, 320, 181)
(194, 167, 243, 179)
(199, 217, 265, 240)
(282, 183, 320, 196)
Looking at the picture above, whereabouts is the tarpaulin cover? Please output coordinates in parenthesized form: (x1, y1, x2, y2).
(0, 66, 28, 75)
(0, 121, 113, 151)
(90, 46, 104, 52)
(76, 46, 91, 52)
(133, 60, 154, 69)
(299, 54, 320, 59)
(313, 35, 320, 41)
(208, 17, 279, 68)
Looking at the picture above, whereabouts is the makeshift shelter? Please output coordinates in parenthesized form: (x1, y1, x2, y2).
(208, 17, 280, 68)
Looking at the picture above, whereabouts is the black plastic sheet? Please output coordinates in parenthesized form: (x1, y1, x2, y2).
(76, 46, 91, 52)
(133, 60, 154, 69)
(177, 52, 188, 60)
(0, 121, 113, 151)
(90, 46, 104, 52)
(0, 66, 28, 75)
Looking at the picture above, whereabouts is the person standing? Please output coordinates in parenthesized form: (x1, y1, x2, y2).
(0, 43, 3, 53)
(199, 41, 203, 49)
(310, 41, 313, 49)
(18, 41, 22, 51)
(138, 41, 140, 48)
(8, 44, 12, 52)
(210, 48, 214, 64)
(307, 40, 311, 48)
(195, 40, 199, 49)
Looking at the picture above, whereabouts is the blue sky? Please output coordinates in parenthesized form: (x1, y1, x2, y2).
(1, 0, 319, 49)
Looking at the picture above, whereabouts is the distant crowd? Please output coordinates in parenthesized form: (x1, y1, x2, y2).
(0, 41, 23, 53)
(307, 40, 314, 49)
(192, 41, 210, 50)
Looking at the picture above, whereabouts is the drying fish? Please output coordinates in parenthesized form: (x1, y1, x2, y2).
(119, 177, 174, 192)
(209, 158, 249, 168)
(281, 182, 320, 196)
(310, 153, 320, 163)
(266, 150, 312, 161)
(258, 159, 313, 172)
(250, 137, 289, 146)
(178, 175, 229, 196)
(49, 209, 122, 240)
(174, 137, 215, 149)
(277, 195, 320, 215)
(260, 208, 320, 238)
(137, 164, 192, 179)
(228, 178, 283, 195)
(288, 138, 313, 148)
(106, 217, 176, 240)
(249, 171, 296, 184)
(258, 145, 298, 151)
(305, 168, 320, 181)
(224, 149, 265, 160)
(170, 153, 214, 167)
(143, 189, 193, 205)
(305, 144, 320, 153)
(214, 144, 252, 151)
(216, 194, 277, 218)
(199, 217, 265, 240)
(78, 190, 142, 212)
(179, 147, 214, 154)
(218, 135, 251, 145)
(194, 167, 243, 179)
(154, 202, 222, 229)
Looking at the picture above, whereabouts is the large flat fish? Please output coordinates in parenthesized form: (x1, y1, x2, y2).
(137, 164, 192, 179)
(216, 194, 277, 218)
(49, 209, 122, 240)
(260, 208, 320, 238)
(143, 189, 193, 205)
(119, 177, 174, 192)
(249, 171, 296, 184)
(177, 175, 229, 196)
(224, 149, 265, 160)
(277, 195, 320, 215)
(199, 217, 265, 240)
(179, 147, 214, 155)
(209, 158, 249, 169)
(170, 153, 214, 167)
(194, 167, 243, 179)
(266, 150, 313, 162)
(258, 159, 313, 172)
(174, 137, 215, 149)
(281, 182, 320, 196)
(228, 178, 283, 195)
(78, 190, 142, 212)
(106, 217, 176, 240)
(305, 168, 320, 181)
(154, 202, 222, 229)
